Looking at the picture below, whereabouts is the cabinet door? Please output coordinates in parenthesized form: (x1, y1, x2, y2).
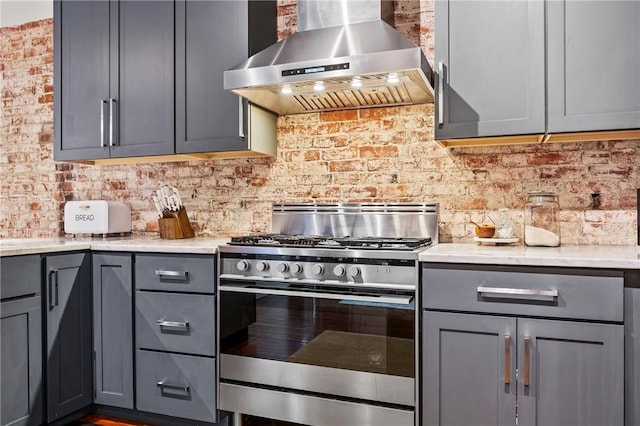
(92, 253, 133, 408)
(1, 297, 43, 426)
(423, 311, 516, 426)
(110, 0, 174, 158)
(175, 0, 276, 153)
(45, 253, 92, 422)
(53, 0, 111, 161)
(547, 0, 640, 133)
(434, 0, 545, 139)
(517, 318, 624, 426)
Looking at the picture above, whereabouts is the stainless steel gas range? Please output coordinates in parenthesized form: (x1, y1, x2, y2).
(217, 203, 438, 426)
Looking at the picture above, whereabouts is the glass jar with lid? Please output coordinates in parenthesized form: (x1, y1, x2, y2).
(524, 192, 560, 247)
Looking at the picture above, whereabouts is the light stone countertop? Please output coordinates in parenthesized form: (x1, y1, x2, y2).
(0, 236, 230, 257)
(419, 243, 640, 269)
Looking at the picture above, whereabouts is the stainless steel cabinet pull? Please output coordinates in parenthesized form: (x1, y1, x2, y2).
(154, 270, 189, 280)
(524, 336, 531, 387)
(238, 97, 245, 138)
(100, 100, 107, 147)
(156, 320, 190, 332)
(156, 379, 190, 394)
(438, 61, 444, 126)
(477, 286, 558, 298)
(504, 335, 511, 385)
(48, 270, 56, 310)
(108, 98, 117, 147)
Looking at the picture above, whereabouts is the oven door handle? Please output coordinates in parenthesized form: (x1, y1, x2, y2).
(219, 285, 414, 306)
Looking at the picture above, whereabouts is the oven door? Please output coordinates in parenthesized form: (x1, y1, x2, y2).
(218, 279, 416, 407)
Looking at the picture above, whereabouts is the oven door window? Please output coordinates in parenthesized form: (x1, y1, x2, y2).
(220, 281, 415, 378)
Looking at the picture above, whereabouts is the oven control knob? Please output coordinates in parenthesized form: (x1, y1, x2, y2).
(333, 265, 346, 277)
(349, 265, 362, 277)
(276, 263, 289, 273)
(236, 260, 250, 272)
(311, 264, 324, 275)
(292, 263, 303, 274)
(256, 261, 269, 272)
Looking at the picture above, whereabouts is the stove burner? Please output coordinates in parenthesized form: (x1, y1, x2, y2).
(229, 234, 432, 250)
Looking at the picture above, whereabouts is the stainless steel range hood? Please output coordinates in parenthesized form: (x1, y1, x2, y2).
(224, 0, 434, 115)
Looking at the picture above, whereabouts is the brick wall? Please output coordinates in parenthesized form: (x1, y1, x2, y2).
(1, 2, 638, 244)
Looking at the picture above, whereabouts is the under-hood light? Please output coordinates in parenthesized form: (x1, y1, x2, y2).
(281, 85, 293, 95)
(313, 81, 325, 91)
(387, 72, 400, 84)
(351, 77, 363, 88)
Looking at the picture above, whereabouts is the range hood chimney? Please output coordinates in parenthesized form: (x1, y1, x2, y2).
(224, 0, 434, 115)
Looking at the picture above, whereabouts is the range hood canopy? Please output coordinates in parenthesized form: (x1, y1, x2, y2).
(224, 0, 435, 115)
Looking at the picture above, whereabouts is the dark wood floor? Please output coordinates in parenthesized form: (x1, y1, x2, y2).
(77, 414, 302, 426)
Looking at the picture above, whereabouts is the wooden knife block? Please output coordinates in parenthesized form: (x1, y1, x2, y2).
(158, 207, 194, 239)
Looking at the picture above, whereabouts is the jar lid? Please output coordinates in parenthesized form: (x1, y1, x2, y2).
(527, 191, 558, 201)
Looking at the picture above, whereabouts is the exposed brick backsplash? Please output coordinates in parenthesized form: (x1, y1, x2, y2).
(1, 2, 638, 245)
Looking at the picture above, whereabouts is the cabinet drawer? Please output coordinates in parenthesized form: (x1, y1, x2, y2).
(1, 255, 41, 300)
(135, 254, 214, 293)
(422, 264, 623, 322)
(136, 350, 216, 423)
(136, 291, 215, 356)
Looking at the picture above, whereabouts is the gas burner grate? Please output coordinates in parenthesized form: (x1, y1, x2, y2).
(229, 234, 432, 251)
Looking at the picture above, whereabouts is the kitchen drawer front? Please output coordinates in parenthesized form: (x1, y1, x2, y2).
(135, 254, 214, 293)
(1, 255, 41, 300)
(136, 350, 216, 423)
(136, 292, 215, 356)
(422, 264, 623, 322)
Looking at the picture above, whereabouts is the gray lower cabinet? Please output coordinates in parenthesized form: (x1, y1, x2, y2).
(547, 0, 640, 133)
(92, 252, 134, 409)
(44, 252, 93, 422)
(424, 312, 623, 426)
(54, 0, 175, 161)
(134, 253, 217, 423)
(0, 256, 43, 426)
(422, 264, 624, 426)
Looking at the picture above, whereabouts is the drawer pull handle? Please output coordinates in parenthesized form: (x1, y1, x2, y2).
(155, 270, 189, 280)
(157, 379, 190, 395)
(156, 320, 190, 332)
(477, 286, 558, 299)
(504, 334, 511, 385)
(524, 336, 531, 388)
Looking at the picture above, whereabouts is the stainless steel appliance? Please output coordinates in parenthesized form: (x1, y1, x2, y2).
(217, 203, 438, 426)
(223, 0, 434, 115)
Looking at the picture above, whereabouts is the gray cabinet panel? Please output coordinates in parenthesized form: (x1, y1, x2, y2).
(518, 318, 623, 426)
(423, 311, 516, 426)
(45, 253, 92, 422)
(136, 350, 217, 423)
(547, 0, 640, 132)
(175, 0, 277, 154)
(112, 0, 174, 158)
(135, 254, 215, 293)
(136, 292, 215, 356)
(54, 0, 111, 160)
(92, 253, 133, 408)
(1, 255, 41, 300)
(625, 282, 640, 426)
(1, 296, 43, 426)
(435, 0, 545, 139)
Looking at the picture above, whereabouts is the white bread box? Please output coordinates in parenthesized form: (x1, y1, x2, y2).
(64, 200, 131, 235)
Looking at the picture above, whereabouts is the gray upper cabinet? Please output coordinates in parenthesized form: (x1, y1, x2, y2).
(434, 0, 546, 140)
(435, 0, 640, 143)
(92, 253, 134, 409)
(54, 0, 174, 161)
(546, 0, 640, 133)
(44, 252, 93, 423)
(1, 256, 43, 426)
(175, 0, 277, 155)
